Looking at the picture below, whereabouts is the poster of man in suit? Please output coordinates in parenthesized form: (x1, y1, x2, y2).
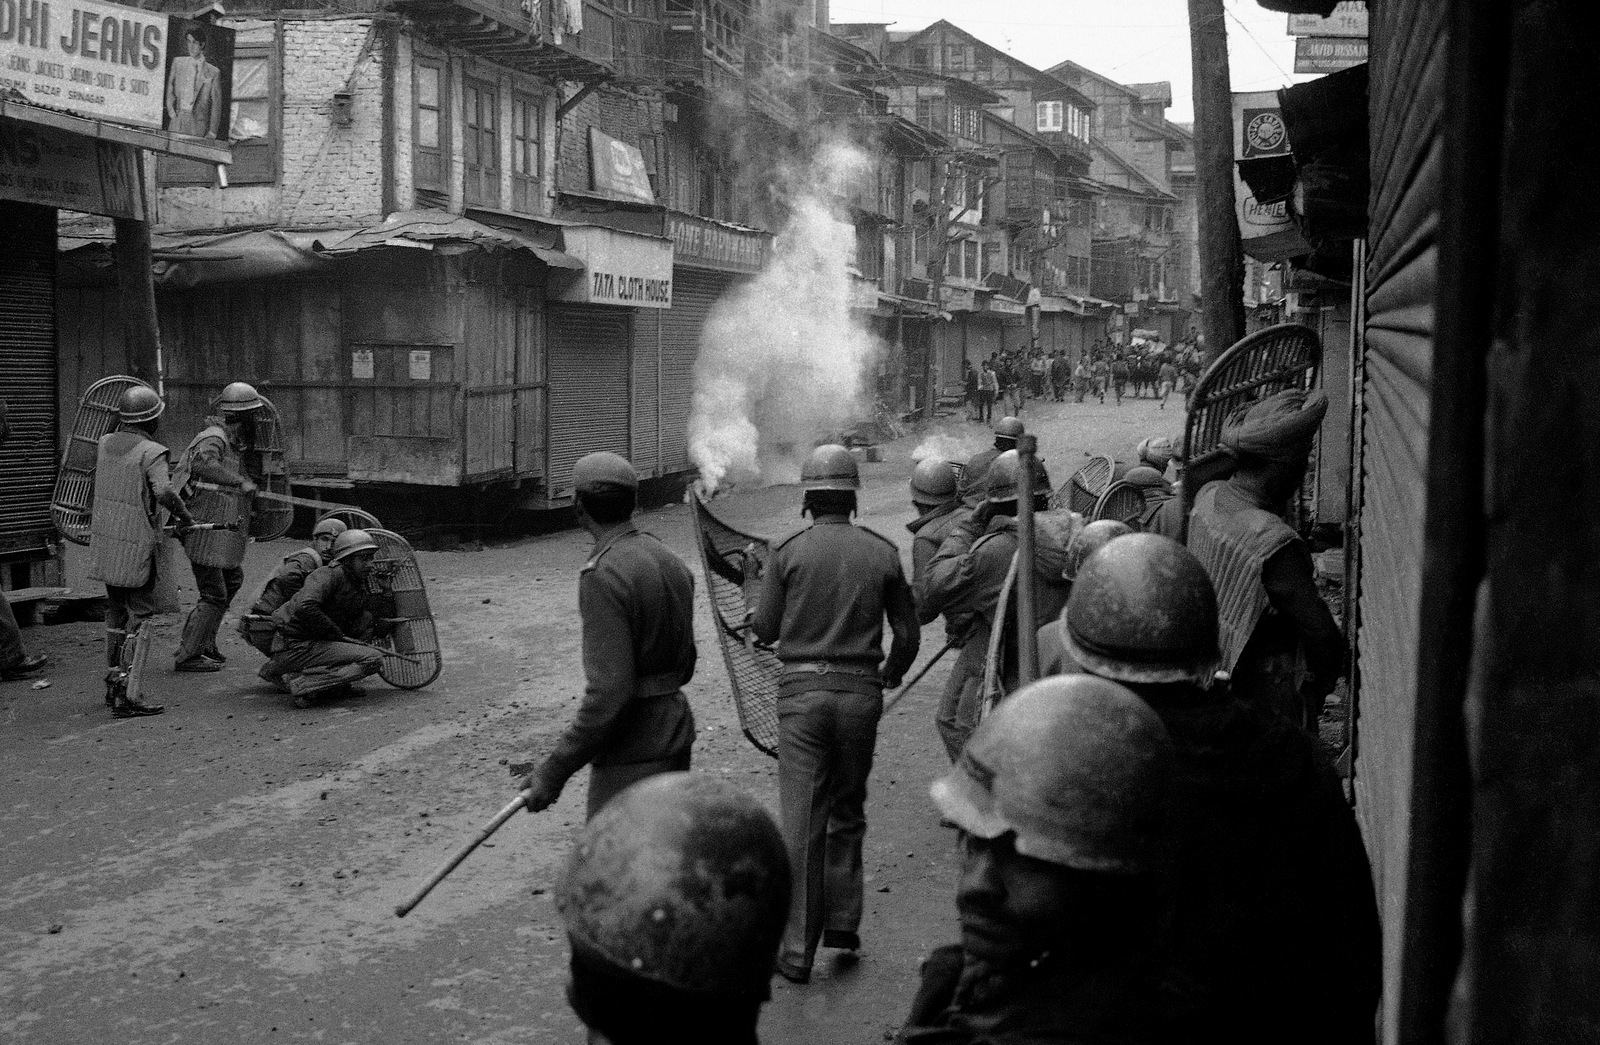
(164, 19, 234, 140)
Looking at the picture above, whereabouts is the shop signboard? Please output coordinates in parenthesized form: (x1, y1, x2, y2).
(551, 225, 674, 308)
(1294, 37, 1369, 74)
(1233, 91, 1312, 262)
(588, 126, 655, 205)
(1287, 2, 1367, 38)
(667, 210, 769, 274)
(0, 1, 235, 138)
(0, 117, 143, 216)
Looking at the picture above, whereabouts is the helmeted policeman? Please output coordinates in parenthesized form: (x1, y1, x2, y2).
(898, 675, 1174, 1044)
(1036, 518, 1134, 676)
(89, 385, 196, 718)
(519, 452, 698, 819)
(172, 380, 266, 671)
(555, 773, 790, 1045)
(268, 528, 396, 706)
(1123, 465, 1176, 531)
(1187, 389, 1345, 727)
(752, 444, 919, 982)
(240, 517, 347, 689)
(1135, 436, 1178, 476)
(957, 416, 1024, 506)
(1058, 534, 1379, 1044)
(907, 457, 981, 766)
(923, 449, 1069, 745)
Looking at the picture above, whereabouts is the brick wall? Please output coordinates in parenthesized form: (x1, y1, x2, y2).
(279, 20, 386, 226)
(556, 85, 661, 197)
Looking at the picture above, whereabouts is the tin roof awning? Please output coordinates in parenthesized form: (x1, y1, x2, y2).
(58, 210, 584, 285)
(316, 210, 585, 268)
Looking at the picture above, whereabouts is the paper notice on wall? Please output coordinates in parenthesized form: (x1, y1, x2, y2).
(408, 350, 431, 380)
(351, 349, 374, 379)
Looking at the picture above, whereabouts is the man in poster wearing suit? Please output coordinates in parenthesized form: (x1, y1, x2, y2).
(167, 28, 222, 139)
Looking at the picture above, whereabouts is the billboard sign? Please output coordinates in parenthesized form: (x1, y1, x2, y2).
(1293, 37, 1369, 74)
(588, 126, 655, 204)
(0, 117, 144, 217)
(0, 1, 233, 137)
(1287, 2, 1368, 38)
(1233, 91, 1311, 262)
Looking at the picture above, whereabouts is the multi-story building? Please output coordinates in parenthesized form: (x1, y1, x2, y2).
(57, 0, 881, 511)
(1048, 60, 1198, 341)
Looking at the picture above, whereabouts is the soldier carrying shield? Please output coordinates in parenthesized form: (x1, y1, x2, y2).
(90, 386, 197, 718)
(172, 381, 265, 672)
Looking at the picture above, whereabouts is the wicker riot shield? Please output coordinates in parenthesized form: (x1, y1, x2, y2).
(1053, 454, 1115, 515)
(207, 389, 294, 541)
(691, 491, 781, 758)
(1092, 481, 1148, 529)
(1180, 324, 1322, 540)
(52, 376, 153, 546)
(369, 528, 442, 689)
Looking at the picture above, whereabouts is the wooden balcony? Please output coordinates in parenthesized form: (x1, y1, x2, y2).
(389, 0, 616, 81)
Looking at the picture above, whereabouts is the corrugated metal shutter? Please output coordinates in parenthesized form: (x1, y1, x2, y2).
(631, 309, 660, 476)
(1354, 2, 1447, 1032)
(547, 306, 631, 498)
(0, 202, 60, 559)
(659, 270, 734, 474)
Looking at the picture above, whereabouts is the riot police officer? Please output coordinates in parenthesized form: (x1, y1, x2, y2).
(555, 773, 790, 1045)
(173, 381, 265, 671)
(752, 444, 919, 983)
(89, 385, 196, 717)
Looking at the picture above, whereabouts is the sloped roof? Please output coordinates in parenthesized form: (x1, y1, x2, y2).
(893, 20, 1095, 110)
(1088, 141, 1176, 200)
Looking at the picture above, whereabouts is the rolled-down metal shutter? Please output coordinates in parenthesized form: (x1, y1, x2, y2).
(659, 270, 735, 474)
(631, 309, 660, 476)
(1353, 2, 1447, 1032)
(0, 202, 60, 560)
(547, 306, 631, 498)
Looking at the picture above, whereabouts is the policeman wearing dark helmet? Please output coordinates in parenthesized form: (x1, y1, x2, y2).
(1055, 534, 1379, 1044)
(906, 457, 980, 767)
(898, 675, 1175, 1044)
(956, 416, 1024, 507)
(519, 452, 698, 820)
(1036, 518, 1134, 677)
(752, 444, 919, 983)
(554, 773, 790, 1045)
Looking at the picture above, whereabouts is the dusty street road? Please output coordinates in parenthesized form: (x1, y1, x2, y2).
(0, 394, 1182, 1045)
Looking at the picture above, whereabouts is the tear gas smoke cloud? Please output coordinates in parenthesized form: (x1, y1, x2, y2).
(688, 140, 880, 493)
(911, 432, 984, 467)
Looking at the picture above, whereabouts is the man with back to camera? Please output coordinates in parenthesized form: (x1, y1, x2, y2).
(519, 452, 698, 820)
(89, 385, 197, 718)
(753, 444, 919, 983)
(1050, 533, 1380, 1043)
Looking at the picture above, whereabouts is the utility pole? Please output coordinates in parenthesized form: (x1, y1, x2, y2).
(1188, 0, 1246, 361)
(112, 217, 164, 391)
(927, 153, 951, 411)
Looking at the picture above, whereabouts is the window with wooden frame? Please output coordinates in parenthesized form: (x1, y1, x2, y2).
(413, 59, 446, 193)
(160, 41, 276, 185)
(511, 91, 542, 214)
(1036, 100, 1064, 134)
(705, 2, 744, 71)
(962, 239, 978, 280)
(463, 77, 500, 208)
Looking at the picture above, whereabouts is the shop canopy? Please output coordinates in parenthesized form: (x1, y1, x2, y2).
(60, 210, 584, 287)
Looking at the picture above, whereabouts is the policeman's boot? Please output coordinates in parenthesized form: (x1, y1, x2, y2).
(174, 604, 225, 672)
(106, 669, 163, 717)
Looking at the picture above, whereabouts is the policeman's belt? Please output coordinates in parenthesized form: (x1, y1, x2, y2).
(780, 661, 881, 681)
(635, 673, 685, 698)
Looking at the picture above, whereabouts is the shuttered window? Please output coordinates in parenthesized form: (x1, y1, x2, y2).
(546, 307, 631, 497)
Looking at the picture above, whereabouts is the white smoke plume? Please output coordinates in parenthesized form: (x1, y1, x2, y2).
(688, 140, 880, 492)
(912, 431, 983, 467)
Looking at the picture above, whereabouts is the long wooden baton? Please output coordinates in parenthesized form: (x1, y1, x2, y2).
(395, 789, 533, 918)
(882, 636, 959, 713)
(193, 480, 366, 514)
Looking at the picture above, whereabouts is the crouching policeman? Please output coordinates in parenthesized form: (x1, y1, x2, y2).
(267, 528, 396, 706)
(240, 517, 346, 690)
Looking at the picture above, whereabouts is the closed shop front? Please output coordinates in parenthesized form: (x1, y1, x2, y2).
(1351, 1, 1447, 1030)
(547, 306, 633, 498)
(0, 202, 59, 569)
